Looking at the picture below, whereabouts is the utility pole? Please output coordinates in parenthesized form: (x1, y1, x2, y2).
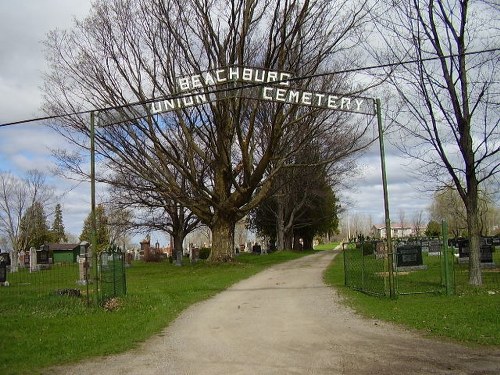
(376, 99, 395, 299)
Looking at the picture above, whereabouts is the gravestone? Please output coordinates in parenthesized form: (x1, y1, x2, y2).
(252, 243, 262, 254)
(0, 252, 11, 266)
(0, 260, 7, 284)
(396, 244, 424, 268)
(190, 247, 200, 263)
(18, 250, 26, 268)
(29, 247, 38, 272)
(77, 242, 91, 285)
(458, 238, 494, 264)
(375, 241, 386, 259)
(125, 252, 133, 267)
(37, 245, 50, 270)
(428, 240, 441, 256)
(420, 240, 430, 253)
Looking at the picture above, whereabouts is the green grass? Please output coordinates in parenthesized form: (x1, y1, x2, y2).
(0, 251, 314, 375)
(314, 242, 340, 250)
(325, 250, 500, 347)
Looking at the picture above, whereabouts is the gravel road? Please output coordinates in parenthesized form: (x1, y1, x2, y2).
(48, 250, 500, 374)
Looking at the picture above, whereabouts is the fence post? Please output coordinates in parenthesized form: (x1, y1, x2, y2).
(361, 242, 365, 290)
(441, 221, 453, 295)
(376, 99, 395, 299)
(343, 243, 347, 286)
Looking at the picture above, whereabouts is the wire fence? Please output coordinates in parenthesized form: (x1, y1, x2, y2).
(343, 237, 499, 297)
(0, 245, 127, 306)
(98, 245, 127, 304)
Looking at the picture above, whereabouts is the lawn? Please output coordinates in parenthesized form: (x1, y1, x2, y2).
(324, 248, 500, 346)
(0, 251, 314, 375)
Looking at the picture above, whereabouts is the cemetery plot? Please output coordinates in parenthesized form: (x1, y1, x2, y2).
(395, 252, 449, 295)
(0, 262, 86, 301)
(395, 244, 425, 270)
(456, 238, 495, 265)
(343, 240, 456, 296)
(343, 242, 388, 297)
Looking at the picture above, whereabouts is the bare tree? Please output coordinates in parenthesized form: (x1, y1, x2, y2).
(398, 208, 406, 230)
(374, 0, 499, 285)
(107, 172, 201, 265)
(0, 170, 54, 253)
(429, 187, 467, 238)
(412, 210, 425, 238)
(42, 0, 374, 262)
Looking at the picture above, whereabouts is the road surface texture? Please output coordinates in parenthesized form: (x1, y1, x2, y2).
(48, 250, 500, 374)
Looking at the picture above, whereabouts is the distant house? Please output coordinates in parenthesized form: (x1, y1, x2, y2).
(47, 243, 81, 264)
(371, 224, 415, 239)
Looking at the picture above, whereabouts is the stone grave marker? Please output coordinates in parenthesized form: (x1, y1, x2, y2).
(396, 244, 425, 270)
(29, 247, 38, 272)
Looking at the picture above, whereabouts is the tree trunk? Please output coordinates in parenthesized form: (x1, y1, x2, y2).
(209, 216, 235, 262)
(276, 198, 285, 251)
(293, 236, 302, 251)
(466, 198, 482, 286)
(173, 233, 184, 267)
(284, 231, 293, 250)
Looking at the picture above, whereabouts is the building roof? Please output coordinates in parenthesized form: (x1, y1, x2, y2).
(47, 243, 80, 251)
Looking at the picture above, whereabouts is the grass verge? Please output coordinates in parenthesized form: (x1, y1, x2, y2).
(0, 250, 313, 375)
(324, 250, 500, 347)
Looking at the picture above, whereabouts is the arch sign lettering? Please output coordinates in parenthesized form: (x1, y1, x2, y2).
(93, 65, 393, 296)
(149, 65, 375, 116)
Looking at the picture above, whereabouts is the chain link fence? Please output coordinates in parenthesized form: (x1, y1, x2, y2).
(343, 234, 499, 297)
(97, 244, 127, 304)
(343, 241, 389, 296)
(0, 243, 127, 306)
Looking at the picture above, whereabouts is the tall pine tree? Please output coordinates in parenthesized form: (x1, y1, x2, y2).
(50, 203, 67, 243)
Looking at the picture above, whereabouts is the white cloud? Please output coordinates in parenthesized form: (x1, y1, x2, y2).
(0, 0, 438, 244)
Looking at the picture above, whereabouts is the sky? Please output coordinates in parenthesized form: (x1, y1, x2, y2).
(0, 1, 434, 245)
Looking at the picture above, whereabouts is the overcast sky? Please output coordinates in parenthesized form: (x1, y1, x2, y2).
(0, 1, 433, 244)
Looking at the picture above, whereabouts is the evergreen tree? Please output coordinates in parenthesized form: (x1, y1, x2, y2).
(80, 204, 110, 252)
(19, 201, 51, 249)
(50, 203, 67, 243)
(425, 221, 441, 238)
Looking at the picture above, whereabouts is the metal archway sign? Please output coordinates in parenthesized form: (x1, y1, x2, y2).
(90, 65, 395, 298)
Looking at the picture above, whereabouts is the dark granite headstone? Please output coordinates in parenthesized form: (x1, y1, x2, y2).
(396, 245, 423, 267)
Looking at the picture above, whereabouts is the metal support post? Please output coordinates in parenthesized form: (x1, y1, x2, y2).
(376, 99, 395, 299)
(90, 111, 99, 303)
(441, 220, 453, 295)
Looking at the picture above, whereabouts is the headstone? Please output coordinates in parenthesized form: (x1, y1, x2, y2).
(126, 252, 133, 267)
(375, 241, 386, 259)
(18, 250, 26, 268)
(458, 238, 494, 264)
(29, 247, 38, 272)
(77, 242, 91, 285)
(37, 245, 50, 269)
(420, 240, 430, 253)
(396, 244, 423, 268)
(0, 260, 7, 284)
(252, 243, 261, 254)
(190, 247, 200, 263)
(428, 240, 441, 256)
(0, 252, 11, 266)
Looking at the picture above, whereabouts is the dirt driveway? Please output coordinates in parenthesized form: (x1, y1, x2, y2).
(49, 250, 500, 374)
